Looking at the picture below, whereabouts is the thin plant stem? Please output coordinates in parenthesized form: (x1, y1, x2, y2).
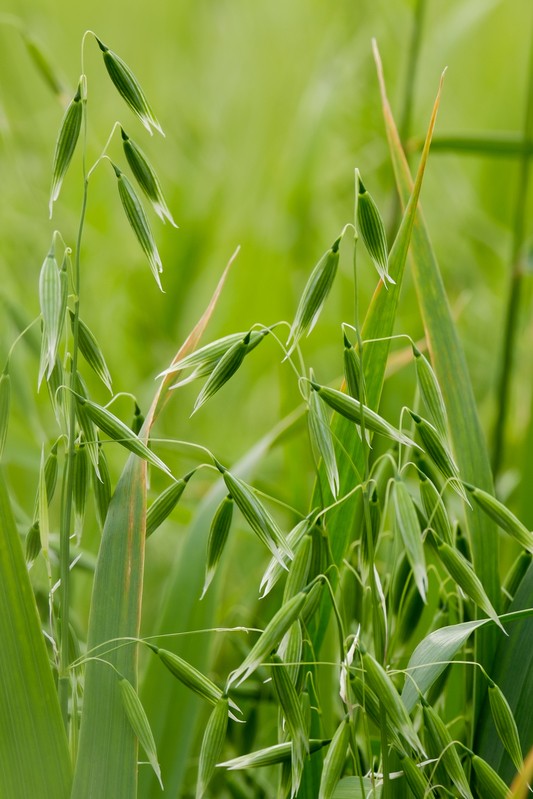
(388, 0, 427, 240)
(58, 90, 88, 727)
(492, 12, 533, 477)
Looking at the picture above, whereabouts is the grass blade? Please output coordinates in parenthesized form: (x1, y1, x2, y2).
(0, 473, 71, 798)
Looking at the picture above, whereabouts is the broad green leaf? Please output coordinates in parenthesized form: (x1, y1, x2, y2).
(71, 451, 147, 799)
(402, 618, 490, 713)
(0, 473, 71, 799)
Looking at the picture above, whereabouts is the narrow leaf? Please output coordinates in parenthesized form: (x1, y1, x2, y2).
(0, 473, 71, 798)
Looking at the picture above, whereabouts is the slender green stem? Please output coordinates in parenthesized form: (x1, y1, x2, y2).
(387, 0, 426, 240)
(492, 14, 533, 477)
(398, 0, 426, 146)
(58, 99, 89, 726)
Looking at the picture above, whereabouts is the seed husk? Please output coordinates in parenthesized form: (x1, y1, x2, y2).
(43, 440, 59, 504)
(72, 390, 171, 475)
(202, 494, 234, 598)
(96, 37, 163, 135)
(260, 515, 312, 598)
(412, 344, 449, 441)
(271, 653, 309, 796)
(430, 532, 503, 631)
(350, 677, 404, 752)
(39, 247, 65, 385)
(392, 478, 427, 602)
(217, 465, 292, 565)
(311, 381, 418, 449)
(287, 236, 341, 355)
(308, 375, 339, 498)
(161, 331, 251, 377)
(355, 170, 393, 286)
(196, 696, 229, 799)
(193, 331, 266, 413)
(117, 673, 163, 790)
(70, 311, 113, 393)
(278, 620, 303, 685)
(464, 483, 533, 552)
(343, 331, 362, 400)
(121, 128, 176, 226)
(146, 471, 194, 538)
(0, 365, 11, 461)
(228, 589, 309, 688)
(49, 80, 83, 215)
(72, 371, 100, 475)
(92, 446, 111, 528)
(409, 410, 466, 499)
(283, 533, 313, 601)
(419, 471, 453, 545)
(399, 752, 431, 798)
(318, 716, 350, 799)
(73, 442, 89, 541)
(217, 739, 330, 770)
(150, 645, 223, 706)
(25, 521, 42, 564)
(359, 643, 423, 753)
(487, 679, 523, 774)
(471, 753, 510, 799)
(131, 402, 144, 435)
(421, 697, 473, 799)
(112, 162, 164, 290)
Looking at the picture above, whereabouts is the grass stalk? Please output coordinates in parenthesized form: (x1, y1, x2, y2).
(492, 10, 533, 476)
(58, 104, 88, 726)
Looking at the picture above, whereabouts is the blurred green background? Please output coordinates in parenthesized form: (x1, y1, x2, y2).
(1, 0, 532, 470)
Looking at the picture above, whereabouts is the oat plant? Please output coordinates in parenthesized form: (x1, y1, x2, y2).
(2, 18, 533, 799)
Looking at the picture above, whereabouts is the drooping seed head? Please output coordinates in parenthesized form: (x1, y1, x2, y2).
(217, 739, 330, 770)
(487, 679, 523, 774)
(49, 79, 83, 216)
(318, 716, 350, 799)
(121, 128, 177, 226)
(96, 37, 164, 135)
(392, 478, 427, 602)
(146, 472, 194, 538)
(196, 696, 229, 799)
(117, 674, 163, 789)
(307, 374, 339, 498)
(464, 483, 533, 552)
(112, 162, 164, 290)
(202, 494, 234, 598)
(70, 312, 113, 393)
(355, 170, 394, 286)
(287, 236, 341, 355)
